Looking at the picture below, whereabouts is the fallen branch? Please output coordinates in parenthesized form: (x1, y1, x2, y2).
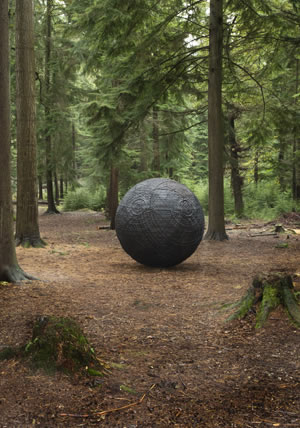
(60, 384, 156, 419)
(250, 232, 277, 237)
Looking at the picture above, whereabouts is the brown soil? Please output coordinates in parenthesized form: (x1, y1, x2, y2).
(0, 211, 300, 427)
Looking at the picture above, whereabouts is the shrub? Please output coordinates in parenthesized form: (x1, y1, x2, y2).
(63, 187, 106, 212)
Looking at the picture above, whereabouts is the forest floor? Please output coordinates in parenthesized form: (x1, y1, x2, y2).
(0, 210, 300, 427)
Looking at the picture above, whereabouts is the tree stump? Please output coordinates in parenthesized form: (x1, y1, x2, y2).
(0, 316, 108, 376)
(227, 273, 300, 328)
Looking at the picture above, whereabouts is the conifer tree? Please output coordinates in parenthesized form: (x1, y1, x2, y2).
(15, 0, 45, 247)
(0, 0, 34, 282)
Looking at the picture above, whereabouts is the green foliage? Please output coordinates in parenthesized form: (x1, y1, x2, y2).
(63, 187, 106, 212)
(190, 178, 298, 221)
(243, 180, 296, 220)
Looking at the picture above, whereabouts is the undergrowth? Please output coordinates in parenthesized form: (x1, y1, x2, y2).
(63, 187, 106, 212)
(192, 179, 299, 221)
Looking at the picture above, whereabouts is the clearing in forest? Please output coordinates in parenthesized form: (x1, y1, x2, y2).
(0, 211, 299, 427)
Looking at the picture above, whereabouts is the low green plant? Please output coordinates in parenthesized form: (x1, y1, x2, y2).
(63, 187, 106, 212)
(243, 180, 296, 220)
(192, 178, 298, 221)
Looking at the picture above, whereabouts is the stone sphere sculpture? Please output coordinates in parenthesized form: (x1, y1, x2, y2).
(115, 178, 205, 267)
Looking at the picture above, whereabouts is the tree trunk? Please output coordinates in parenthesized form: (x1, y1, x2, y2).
(72, 122, 76, 175)
(0, 0, 34, 281)
(204, 0, 228, 241)
(15, 0, 44, 248)
(229, 114, 244, 218)
(254, 151, 259, 184)
(44, 0, 59, 214)
(60, 177, 64, 200)
(38, 175, 43, 200)
(107, 166, 119, 230)
(293, 58, 300, 203)
(54, 171, 59, 205)
(152, 106, 160, 176)
(278, 139, 285, 191)
(139, 119, 148, 173)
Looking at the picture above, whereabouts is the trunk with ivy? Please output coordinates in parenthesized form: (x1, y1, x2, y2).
(15, 0, 44, 247)
(0, 0, 34, 281)
(205, 0, 228, 241)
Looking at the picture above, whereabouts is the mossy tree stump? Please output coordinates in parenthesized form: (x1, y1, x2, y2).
(0, 316, 108, 377)
(228, 274, 300, 328)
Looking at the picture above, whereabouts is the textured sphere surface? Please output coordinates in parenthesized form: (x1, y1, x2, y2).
(115, 178, 205, 267)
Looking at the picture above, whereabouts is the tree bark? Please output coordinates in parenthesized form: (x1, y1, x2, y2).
(139, 119, 148, 173)
(152, 106, 160, 176)
(204, 0, 228, 241)
(44, 0, 59, 214)
(15, 0, 44, 247)
(228, 114, 244, 218)
(60, 177, 64, 200)
(254, 151, 259, 184)
(38, 175, 43, 200)
(107, 166, 119, 230)
(0, 0, 34, 281)
(293, 58, 300, 203)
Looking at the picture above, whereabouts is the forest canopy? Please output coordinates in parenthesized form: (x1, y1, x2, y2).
(8, 0, 300, 222)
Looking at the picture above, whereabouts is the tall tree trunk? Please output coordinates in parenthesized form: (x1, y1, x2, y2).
(229, 114, 244, 218)
(15, 0, 44, 247)
(60, 177, 64, 199)
(107, 166, 119, 230)
(139, 119, 148, 173)
(0, 0, 34, 281)
(278, 139, 285, 191)
(44, 0, 59, 214)
(54, 171, 59, 205)
(38, 175, 43, 200)
(293, 58, 300, 203)
(72, 122, 76, 174)
(254, 151, 259, 184)
(204, 0, 228, 241)
(152, 106, 160, 176)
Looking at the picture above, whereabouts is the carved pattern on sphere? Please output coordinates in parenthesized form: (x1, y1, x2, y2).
(115, 178, 205, 267)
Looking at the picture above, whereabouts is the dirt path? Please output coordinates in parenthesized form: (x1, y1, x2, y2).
(0, 211, 299, 427)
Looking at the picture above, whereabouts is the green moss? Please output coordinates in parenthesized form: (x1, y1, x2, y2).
(255, 283, 281, 328)
(227, 274, 300, 329)
(227, 287, 256, 321)
(24, 316, 106, 375)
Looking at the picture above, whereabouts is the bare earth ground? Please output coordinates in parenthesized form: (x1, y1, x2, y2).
(0, 210, 300, 428)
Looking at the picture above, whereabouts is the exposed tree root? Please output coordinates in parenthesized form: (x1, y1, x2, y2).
(227, 273, 300, 328)
(15, 236, 46, 248)
(0, 265, 37, 283)
(44, 208, 60, 215)
(204, 230, 229, 241)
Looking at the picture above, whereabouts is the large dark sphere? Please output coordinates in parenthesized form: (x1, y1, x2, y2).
(115, 178, 205, 267)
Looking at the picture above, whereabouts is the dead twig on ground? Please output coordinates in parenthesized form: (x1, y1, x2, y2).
(59, 384, 156, 419)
